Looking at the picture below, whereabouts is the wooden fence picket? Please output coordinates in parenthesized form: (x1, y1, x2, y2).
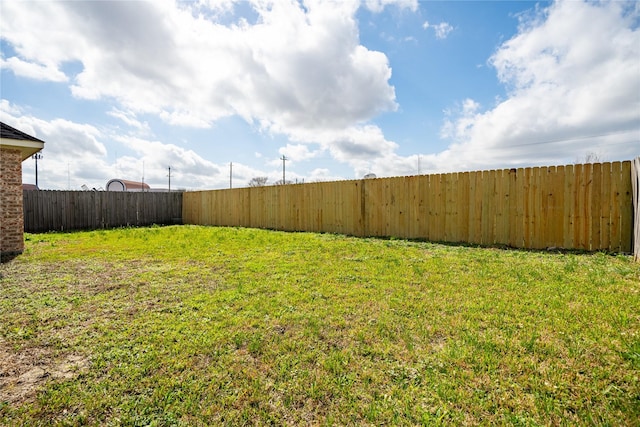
(182, 161, 634, 253)
(23, 190, 183, 232)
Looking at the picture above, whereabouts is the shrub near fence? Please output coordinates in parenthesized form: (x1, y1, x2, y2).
(184, 161, 635, 253)
(23, 190, 183, 233)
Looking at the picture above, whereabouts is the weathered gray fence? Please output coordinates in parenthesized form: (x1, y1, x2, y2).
(23, 191, 183, 233)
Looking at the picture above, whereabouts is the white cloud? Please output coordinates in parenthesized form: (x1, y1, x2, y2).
(107, 108, 150, 133)
(112, 135, 224, 188)
(0, 101, 235, 190)
(0, 99, 315, 190)
(0, 0, 410, 177)
(0, 0, 397, 133)
(328, 126, 397, 162)
(365, 0, 418, 13)
(1, 101, 111, 189)
(193, 0, 237, 14)
(0, 1, 84, 70)
(0, 102, 106, 158)
(158, 110, 212, 129)
(279, 143, 323, 162)
(267, 122, 398, 177)
(434, 0, 640, 171)
(308, 168, 335, 182)
(423, 21, 454, 39)
(0, 57, 68, 82)
(433, 22, 454, 40)
(0, 99, 22, 116)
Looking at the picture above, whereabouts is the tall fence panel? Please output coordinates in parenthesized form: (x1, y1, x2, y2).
(183, 161, 634, 253)
(23, 191, 183, 233)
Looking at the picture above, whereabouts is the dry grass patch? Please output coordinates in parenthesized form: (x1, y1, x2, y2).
(0, 339, 89, 404)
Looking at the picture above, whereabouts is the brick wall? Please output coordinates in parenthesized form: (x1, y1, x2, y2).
(1, 148, 24, 262)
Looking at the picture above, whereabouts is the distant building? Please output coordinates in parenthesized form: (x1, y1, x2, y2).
(106, 179, 151, 192)
(22, 183, 38, 191)
(1, 122, 45, 262)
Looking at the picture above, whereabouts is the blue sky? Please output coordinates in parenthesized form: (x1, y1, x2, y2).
(1, 0, 638, 190)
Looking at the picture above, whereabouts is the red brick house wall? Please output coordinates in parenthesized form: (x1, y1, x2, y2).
(0, 148, 25, 261)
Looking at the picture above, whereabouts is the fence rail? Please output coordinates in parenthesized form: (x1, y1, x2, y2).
(23, 191, 183, 233)
(184, 161, 634, 253)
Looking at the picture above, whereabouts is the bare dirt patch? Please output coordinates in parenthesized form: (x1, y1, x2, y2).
(0, 340, 89, 405)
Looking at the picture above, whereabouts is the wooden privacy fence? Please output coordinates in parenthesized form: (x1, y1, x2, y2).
(23, 190, 183, 233)
(184, 161, 635, 253)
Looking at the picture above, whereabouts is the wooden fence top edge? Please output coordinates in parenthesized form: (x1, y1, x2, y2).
(183, 159, 634, 193)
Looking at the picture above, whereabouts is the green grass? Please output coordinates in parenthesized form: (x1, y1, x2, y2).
(1, 225, 639, 426)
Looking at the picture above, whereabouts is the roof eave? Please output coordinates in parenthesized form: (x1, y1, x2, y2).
(0, 138, 45, 161)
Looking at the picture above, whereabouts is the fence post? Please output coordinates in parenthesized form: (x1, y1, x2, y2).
(632, 157, 639, 262)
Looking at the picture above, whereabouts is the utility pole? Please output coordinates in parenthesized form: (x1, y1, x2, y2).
(32, 153, 42, 188)
(168, 166, 172, 192)
(230, 162, 233, 189)
(280, 155, 287, 184)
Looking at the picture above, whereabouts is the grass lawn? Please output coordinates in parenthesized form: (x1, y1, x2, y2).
(1, 225, 638, 426)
